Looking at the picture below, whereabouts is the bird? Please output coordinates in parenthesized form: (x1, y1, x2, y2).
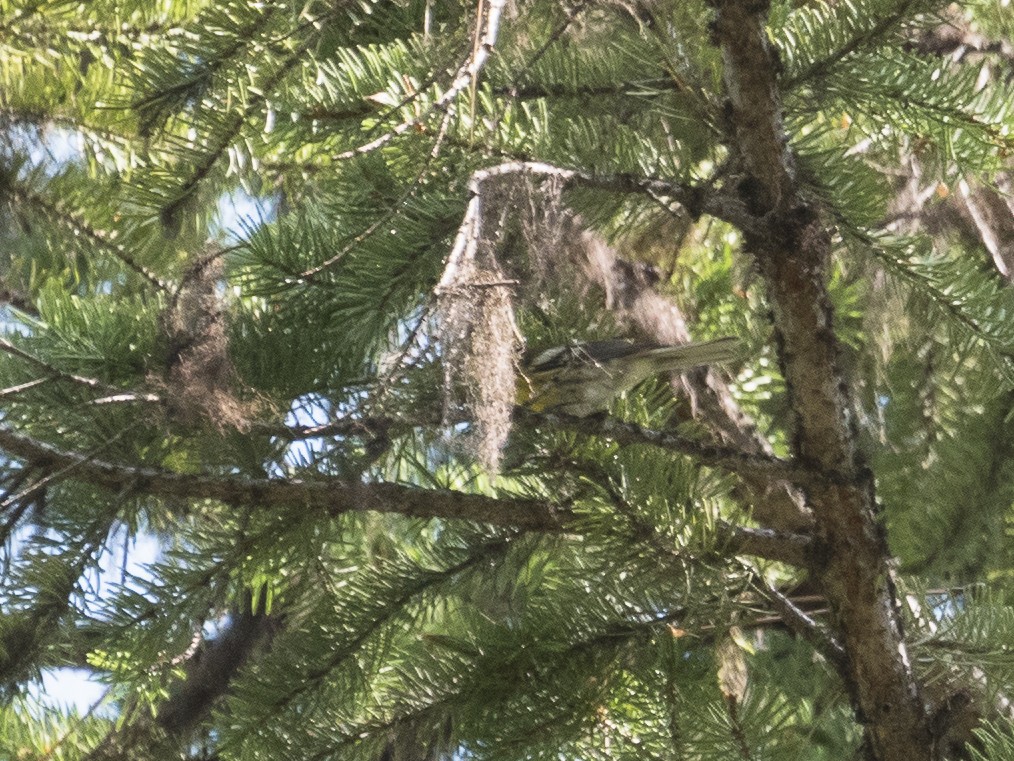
(517, 336, 741, 417)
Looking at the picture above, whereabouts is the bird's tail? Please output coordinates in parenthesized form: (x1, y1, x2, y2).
(633, 336, 742, 375)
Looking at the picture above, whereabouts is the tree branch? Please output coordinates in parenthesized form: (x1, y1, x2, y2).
(0, 426, 568, 532)
(713, 0, 934, 757)
(82, 597, 278, 761)
(261, 401, 811, 489)
(332, 0, 508, 161)
(461, 160, 760, 233)
(263, 407, 815, 526)
(515, 407, 809, 485)
(0, 425, 809, 565)
(11, 185, 167, 291)
(156, 594, 279, 735)
(759, 579, 846, 669)
(720, 523, 811, 568)
(0, 336, 159, 401)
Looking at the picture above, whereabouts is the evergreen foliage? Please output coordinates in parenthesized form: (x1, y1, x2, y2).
(1, 0, 1013, 759)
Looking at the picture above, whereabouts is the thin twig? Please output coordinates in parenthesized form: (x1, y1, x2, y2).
(508, 0, 592, 90)
(12, 187, 167, 291)
(0, 377, 54, 398)
(759, 578, 847, 669)
(332, 0, 507, 161)
(299, 105, 459, 280)
(0, 336, 160, 402)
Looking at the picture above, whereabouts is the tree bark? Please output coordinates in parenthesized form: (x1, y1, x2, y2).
(712, 1, 935, 757)
(0, 425, 808, 564)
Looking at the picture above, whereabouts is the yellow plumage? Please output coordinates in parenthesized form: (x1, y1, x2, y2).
(518, 336, 741, 417)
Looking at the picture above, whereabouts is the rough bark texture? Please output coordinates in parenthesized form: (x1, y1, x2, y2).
(0, 425, 805, 564)
(712, 0, 934, 757)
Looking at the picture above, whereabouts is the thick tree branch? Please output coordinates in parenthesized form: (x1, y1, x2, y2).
(83, 602, 277, 761)
(0, 425, 809, 565)
(0, 426, 568, 532)
(713, 0, 934, 758)
(714, 3, 794, 212)
(156, 596, 279, 734)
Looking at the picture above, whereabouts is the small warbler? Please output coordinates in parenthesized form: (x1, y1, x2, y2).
(518, 336, 741, 417)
